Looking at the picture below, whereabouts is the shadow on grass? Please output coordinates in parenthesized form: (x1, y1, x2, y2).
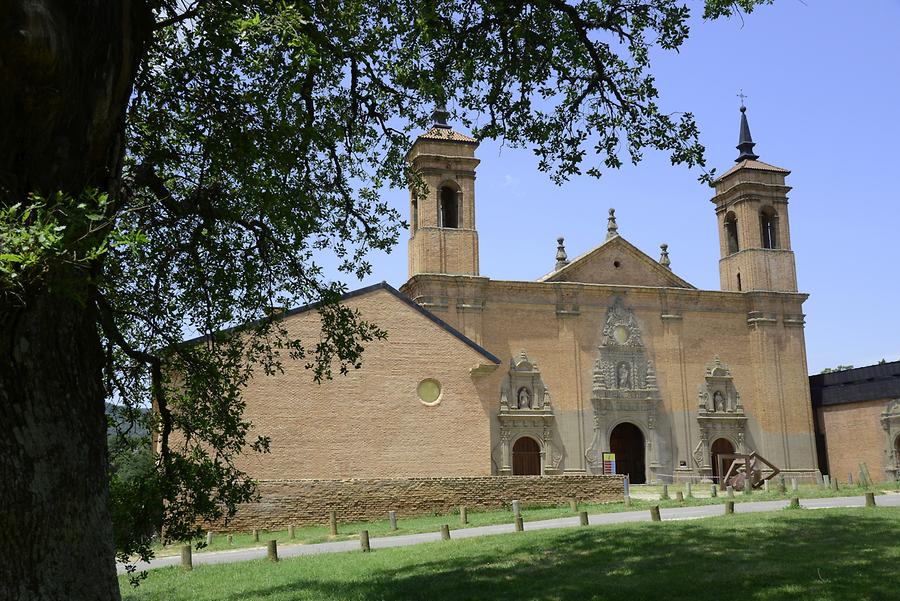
(206, 511, 898, 601)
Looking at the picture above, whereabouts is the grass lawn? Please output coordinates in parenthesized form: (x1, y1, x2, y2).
(123, 506, 900, 601)
(149, 483, 900, 558)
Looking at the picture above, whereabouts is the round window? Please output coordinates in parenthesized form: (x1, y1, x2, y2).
(417, 379, 442, 406)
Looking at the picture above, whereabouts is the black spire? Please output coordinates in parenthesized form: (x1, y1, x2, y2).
(735, 105, 759, 162)
(432, 103, 451, 129)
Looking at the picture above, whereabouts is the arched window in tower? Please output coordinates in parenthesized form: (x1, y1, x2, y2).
(760, 207, 778, 249)
(724, 212, 739, 254)
(439, 186, 459, 228)
(411, 195, 418, 232)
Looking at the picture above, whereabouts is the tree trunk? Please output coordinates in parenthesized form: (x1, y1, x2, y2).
(0, 2, 151, 599)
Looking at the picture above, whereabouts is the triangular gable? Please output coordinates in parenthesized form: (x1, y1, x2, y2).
(182, 282, 501, 366)
(539, 236, 694, 288)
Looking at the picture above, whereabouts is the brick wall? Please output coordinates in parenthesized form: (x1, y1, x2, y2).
(213, 475, 624, 530)
(820, 399, 889, 482)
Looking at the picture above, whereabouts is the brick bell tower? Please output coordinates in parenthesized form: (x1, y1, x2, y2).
(711, 105, 798, 293)
(406, 106, 480, 277)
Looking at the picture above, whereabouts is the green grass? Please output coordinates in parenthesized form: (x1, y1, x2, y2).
(123, 506, 900, 600)
(150, 483, 899, 558)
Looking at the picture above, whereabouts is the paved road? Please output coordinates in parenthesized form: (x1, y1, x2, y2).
(118, 493, 898, 574)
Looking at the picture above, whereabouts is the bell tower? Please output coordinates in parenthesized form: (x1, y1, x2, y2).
(711, 106, 798, 292)
(407, 107, 480, 277)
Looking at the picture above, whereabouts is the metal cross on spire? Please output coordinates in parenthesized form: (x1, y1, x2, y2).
(737, 89, 749, 109)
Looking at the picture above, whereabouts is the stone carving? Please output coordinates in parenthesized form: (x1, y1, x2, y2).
(880, 399, 900, 479)
(585, 297, 663, 482)
(695, 356, 748, 481)
(496, 350, 556, 474)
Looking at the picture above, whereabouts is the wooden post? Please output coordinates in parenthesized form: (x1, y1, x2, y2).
(726, 485, 734, 498)
(743, 481, 752, 495)
(440, 524, 451, 540)
(763, 479, 769, 493)
(360, 530, 371, 552)
(686, 482, 693, 498)
(660, 484, 669, 500)
(650, 506, 661, 522)
(288, 525, 295, 539)
(267, 540, 278, 562)
(227, 534, 233, 545)
(515, 515, 524, 532)
(778, 475, 786, 494)
(252, 529, 260, 542)
(579, 511, 589, 526)
(831, 477, 839, 491)
(710, 484, 717, 498)
(389, 511, 398, 531)
(180, 545, 192, 571)
(459, 506, 468, 525)
(865, 492, 876, 507)
(206, 531, 214, 546)
(791, 478, 798, 492)
(725, 501, 734, 515)
(569, 497, 578, 512)
(675, 491, 684, 502)
(329, 511, 338, 536)
(790, 497, 800, 508)
(511, 500, 521, 517)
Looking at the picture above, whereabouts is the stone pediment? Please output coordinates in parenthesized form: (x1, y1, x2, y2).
(539, 236, 693, 289)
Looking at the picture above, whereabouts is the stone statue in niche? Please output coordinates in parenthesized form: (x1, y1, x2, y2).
(714, 391, 726, 412)
(517, 387, 532, 409)
(616, 362, 631, 389)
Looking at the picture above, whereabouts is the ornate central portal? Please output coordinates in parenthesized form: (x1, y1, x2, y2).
(585, 298, 663, 482)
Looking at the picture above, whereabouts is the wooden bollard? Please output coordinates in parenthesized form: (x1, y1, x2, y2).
(725, 501, 734, 514)
(790, 497, 800, 508)
(329, 511, 338, 536)
(711, 485, 718, 498)
(650, 506, 661, 522)
(778, 475, 786, 494)
(460, 506, 468, 525)
(515, 515, 524, 532)
(763, 479, 770, 493)
(726, 486, 734, 498)
(660, 484, 669, 500)
(288, 525, 295, 539)
(675, 491, 684, 502)
(267, 540, 278, 562)
(579, 511, 589, 526)
(511, 500, 521, 516)
(252, 529, 260, 542)
(831, 478, 839, 491)
(206, 531, 214, 546)
(181, 545, 192, 571)
(389, 511, 398, 531)
(227, 534, 233, 545)
(866, 492, 876, 507)
(569, 497, 578, 512)
(791, 478, 798, 492)
(744, 482, 752, 495)
(360, 530, 371, 552)
(686, 482, 693, 498)
(440, 524, 451, 540)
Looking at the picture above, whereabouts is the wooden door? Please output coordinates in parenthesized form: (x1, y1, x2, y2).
(512, 437, 541, 475)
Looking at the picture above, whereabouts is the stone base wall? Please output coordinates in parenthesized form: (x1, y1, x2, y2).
(214, 475, 624, 530)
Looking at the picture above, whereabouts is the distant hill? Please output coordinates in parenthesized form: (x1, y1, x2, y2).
(105, 402, 150, 438)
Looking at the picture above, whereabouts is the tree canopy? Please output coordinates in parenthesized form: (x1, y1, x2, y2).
(0, 0, 770, 597)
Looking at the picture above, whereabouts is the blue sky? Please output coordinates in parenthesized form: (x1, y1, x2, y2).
(346, 0, 900, 374)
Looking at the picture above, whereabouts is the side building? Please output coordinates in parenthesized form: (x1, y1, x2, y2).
(810, 361, 900, 483)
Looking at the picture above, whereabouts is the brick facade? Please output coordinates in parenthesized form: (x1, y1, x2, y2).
(214, 475, 624, 530)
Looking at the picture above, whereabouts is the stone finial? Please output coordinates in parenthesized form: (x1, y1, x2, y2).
(659, 243, 671, 269)
(555, 237, 569, 270)
(432, 103, 451, 129)
(606, 208, 619, 240)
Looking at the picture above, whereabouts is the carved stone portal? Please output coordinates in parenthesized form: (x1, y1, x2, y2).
(694, 356, 747, 481)
(585, 298, 662, 482)
(496, 351, 558, 474)
(880, 399, 900, 480)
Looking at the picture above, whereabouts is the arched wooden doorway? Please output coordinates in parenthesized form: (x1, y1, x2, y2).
(512, 437, 541, 475)
(711, 438, 735, 483)
(609, 422, 645, 484)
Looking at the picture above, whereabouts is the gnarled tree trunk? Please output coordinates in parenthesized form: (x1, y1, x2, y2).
(0, 2, 151, 599)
